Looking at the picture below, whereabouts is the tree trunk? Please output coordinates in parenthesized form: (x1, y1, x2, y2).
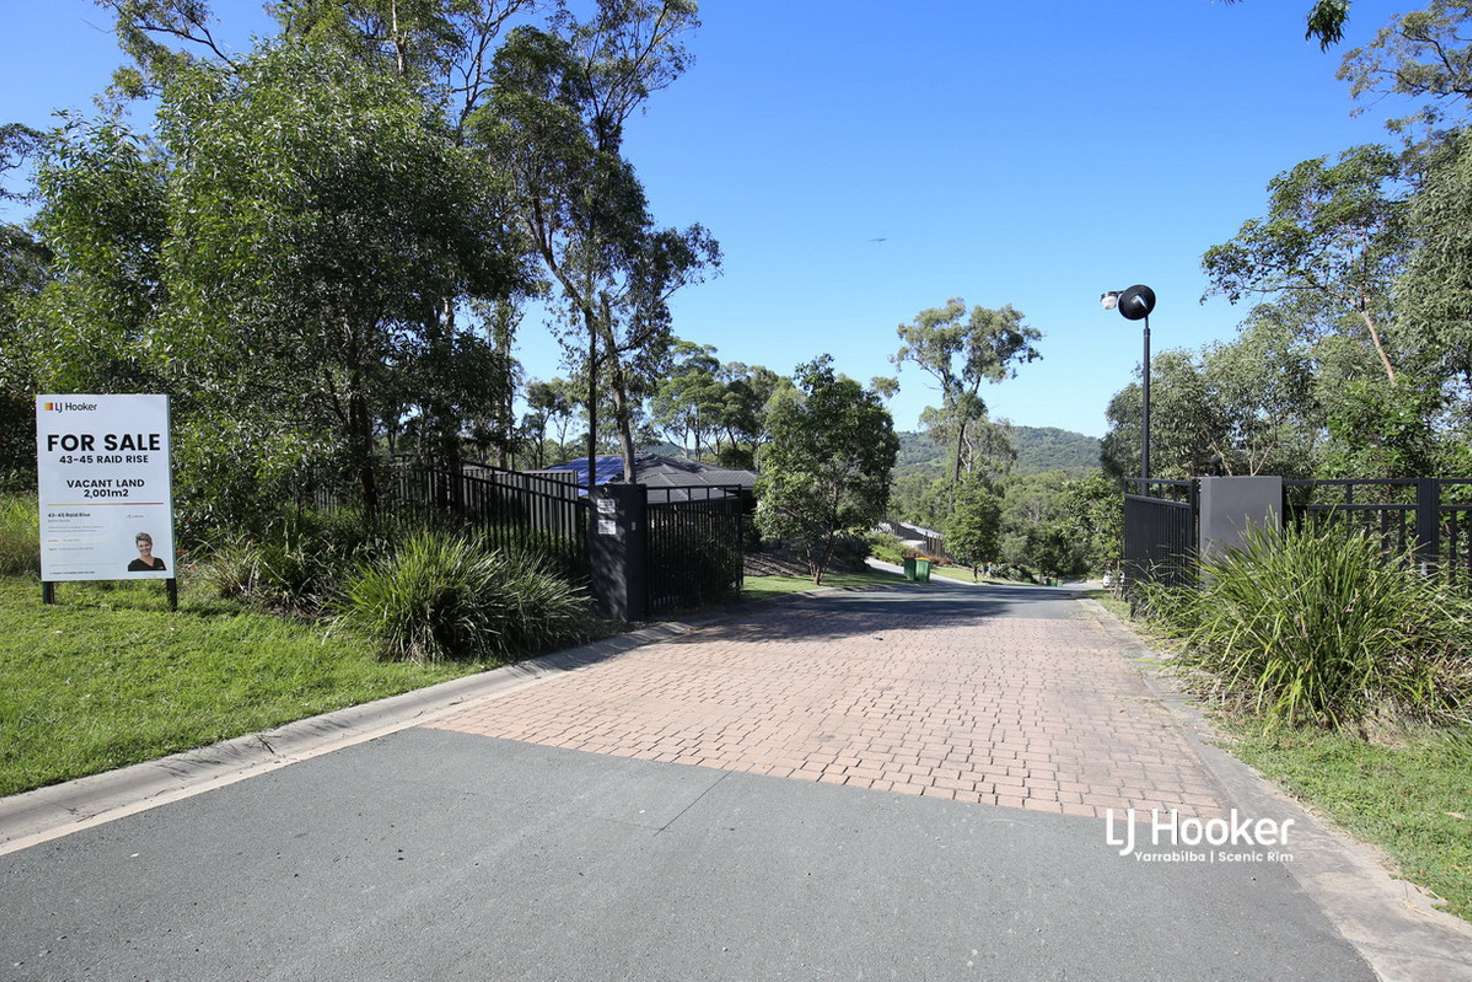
(951, 413, 965, 488)
(597, 297, 638, 482)
(585, 315, 598, 498)
(609, 376, 638, 482)
(813, 532, 836, 585)
(1358, 303, 1397, 383)
(350, 386, 377, 520)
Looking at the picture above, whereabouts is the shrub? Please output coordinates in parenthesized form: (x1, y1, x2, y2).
(201, 538, 267, 601)
(867, 531, 907, 566)
(826, 532, 873, 572)
(199, 506, 391, 613)
(1139, 523, 1472, 730)
(340, 530, 590, 663)
(0, 496, 40, 576)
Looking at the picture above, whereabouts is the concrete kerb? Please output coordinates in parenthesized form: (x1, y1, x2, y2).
(0, 620, 701, 856)
(1078, 596, 1472, 982)
(0, 580, 898, 857)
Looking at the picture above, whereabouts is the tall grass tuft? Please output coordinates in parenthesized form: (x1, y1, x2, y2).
(1139, 522, 1472, 730)
(199, 506, 393, 613)
(0, 496, 40, 576)
(339, 530, 590, 663)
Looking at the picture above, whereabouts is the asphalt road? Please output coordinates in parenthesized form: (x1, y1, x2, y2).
(2, 722, 1372, 981)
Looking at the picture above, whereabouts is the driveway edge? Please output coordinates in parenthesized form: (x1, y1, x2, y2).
(1078, 597, 1472, 982)
(0, 621, 694, 856)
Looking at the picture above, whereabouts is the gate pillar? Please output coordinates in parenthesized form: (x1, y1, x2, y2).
(589, 483, 648, 622)
(1198, 477, 1282, 562)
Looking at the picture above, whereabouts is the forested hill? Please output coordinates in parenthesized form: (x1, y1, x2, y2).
(896, 426, 1100, 476)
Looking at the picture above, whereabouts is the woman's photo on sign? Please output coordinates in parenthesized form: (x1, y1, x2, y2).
(128, 531, 166, 572)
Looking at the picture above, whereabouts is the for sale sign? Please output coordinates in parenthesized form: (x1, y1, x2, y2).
(35, 395, 176, 581)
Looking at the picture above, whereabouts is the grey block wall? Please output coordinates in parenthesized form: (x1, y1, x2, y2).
(1198, 477, 1282, 562)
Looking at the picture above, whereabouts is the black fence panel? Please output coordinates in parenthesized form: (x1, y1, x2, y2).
(1283, 478, 1419, 562)
(315, 461, 589, 580)
(644, 485, 746, 614)
(1122, 478, 1198, 590)
(1284, 477, 1472, 591)
(1440, 480, 1472, 589)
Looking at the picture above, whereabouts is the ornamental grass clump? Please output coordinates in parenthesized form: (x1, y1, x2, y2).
(340, 531, 589, 663)
(1139, 522, 1472, 730)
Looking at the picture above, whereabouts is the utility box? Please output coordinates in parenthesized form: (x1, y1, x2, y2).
(589, 483, 647, 622)
(1198, 476, 1283, 562)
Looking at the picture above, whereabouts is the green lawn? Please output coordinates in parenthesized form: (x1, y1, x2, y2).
(1083, 587, 1134, 623)
(1085, 590, 1472, 924)
(1227, 726, 1472, 923)
(0, 575, 489, 797)
(740, 568, 914, 601)
(925, 563, 1041, 587)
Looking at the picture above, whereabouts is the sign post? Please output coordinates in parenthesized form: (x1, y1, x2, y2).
(34, 395, 178, 609)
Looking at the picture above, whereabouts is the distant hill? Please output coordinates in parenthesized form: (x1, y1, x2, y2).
(895, 426, 1100, 477)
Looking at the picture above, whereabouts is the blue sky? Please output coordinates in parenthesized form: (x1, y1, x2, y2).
(2, 0, 1413, 436)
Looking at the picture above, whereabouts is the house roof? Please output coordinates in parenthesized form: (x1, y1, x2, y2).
(539, 454, 756, 500)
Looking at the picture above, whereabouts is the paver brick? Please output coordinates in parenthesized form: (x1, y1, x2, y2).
(428, 592, 1225, 820)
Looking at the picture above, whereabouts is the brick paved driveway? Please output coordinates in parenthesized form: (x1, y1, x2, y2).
(430, 584, 1224, 818)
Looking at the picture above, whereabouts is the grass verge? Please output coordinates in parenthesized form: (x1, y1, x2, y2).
(926, 564, 1040, 587)
(1088, 589, 1472, 925)
(0, 575, 490, 797)
(1226, 725, 1472, 923)
(1084, 587, 1134, 624)
(741, 568, 913, 601)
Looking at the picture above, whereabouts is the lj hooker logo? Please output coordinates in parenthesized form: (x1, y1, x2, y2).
(41, 401, 97, 413)
(1106, 808, 1295, 863)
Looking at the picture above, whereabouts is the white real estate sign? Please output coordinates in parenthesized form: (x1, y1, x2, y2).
(34, 394, 176, 581)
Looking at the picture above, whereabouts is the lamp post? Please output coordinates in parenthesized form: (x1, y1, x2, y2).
(1100, 284, 1157, 481)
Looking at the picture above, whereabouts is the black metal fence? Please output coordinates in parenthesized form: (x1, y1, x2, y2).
(315, 461, 590, 578)
(644, 485, 747, 614)
(1122, 477, 1198, 590)
(1120, 475, 1472, 594)
(312, 462, 752, 613)
(1284, 478, 1472, 587)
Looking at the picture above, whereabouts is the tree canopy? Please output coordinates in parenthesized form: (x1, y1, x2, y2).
(755, 356, 899, 584)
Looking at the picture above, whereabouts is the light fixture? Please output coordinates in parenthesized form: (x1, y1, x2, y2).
(1100, 284, 1157, 480)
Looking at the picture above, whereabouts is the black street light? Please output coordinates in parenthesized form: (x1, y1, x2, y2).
(1100, 284, 1157, 481)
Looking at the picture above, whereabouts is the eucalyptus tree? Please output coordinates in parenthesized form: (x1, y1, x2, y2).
(273, 0, 533, 133)
(1222, 0, 1352, 49)
(103, 0, 538, 473)
(0, 124, 49, 486)
(1101, 351, 1228, 480)
(25, 118, 168, 396)
(717, 362, 785, 466)
(892, 298, 1040, 489)
(272, 0, 538, 471)
(755, 356, 899, 585)
(651, 339, 723, 454)
(916, 406, 1017, 485)
(479, 0, 720, 487)
(156, 43, 526, 517)
(1201, 145, 1410, 384)
(945, 476, 1002, 580)
(1198, 308, 1323, 475)
(1338, 1, 1472, 137)
(523, 378, 570, 467)
(1397, 128, 1472, 396)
